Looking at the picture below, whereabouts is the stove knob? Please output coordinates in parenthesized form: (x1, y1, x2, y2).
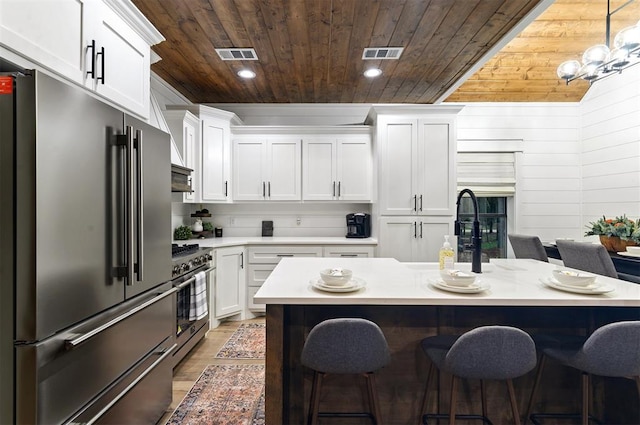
(193, 257, 201, 266)
(180, 263, 187, 273)
(205, 253, 212, 261)
(172, 265, 180, 276)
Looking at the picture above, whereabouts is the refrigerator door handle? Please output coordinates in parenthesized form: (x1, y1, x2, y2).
(125, 126, 136, 286)
(135, 129, 144, 282)
(76, 343, 176, 425)
(64, 287, 177, 350)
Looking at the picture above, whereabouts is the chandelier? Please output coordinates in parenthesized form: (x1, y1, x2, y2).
(557, 0, 640, 84)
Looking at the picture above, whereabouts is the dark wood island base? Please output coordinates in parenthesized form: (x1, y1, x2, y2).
(266, 304, 640, 425)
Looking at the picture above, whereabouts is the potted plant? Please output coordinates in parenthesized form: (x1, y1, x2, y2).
(585, 215, 640, 252)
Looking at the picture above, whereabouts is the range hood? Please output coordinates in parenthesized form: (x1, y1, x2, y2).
(171, 164, 193, 193)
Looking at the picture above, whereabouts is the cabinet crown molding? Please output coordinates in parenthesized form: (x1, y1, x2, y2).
(366, 104, 464, 123)
(103, 0, 165, 45)
(231, 125, 372, 136)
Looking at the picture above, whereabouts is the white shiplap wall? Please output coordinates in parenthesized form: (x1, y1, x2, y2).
(452, 103, 582, 242)
(579, 66, 640, 235)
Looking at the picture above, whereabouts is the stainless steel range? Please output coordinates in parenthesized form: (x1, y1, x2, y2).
(171, 244, 214, 367)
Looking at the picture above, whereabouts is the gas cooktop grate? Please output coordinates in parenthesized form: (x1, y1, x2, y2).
(171, 243, 200, 257)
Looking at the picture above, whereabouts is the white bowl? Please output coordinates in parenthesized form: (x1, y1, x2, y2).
(625, 246, 640, 255)
(319, 268, 353, 286)
(552, 269, 596, 287)
(439, 270, 477, 287)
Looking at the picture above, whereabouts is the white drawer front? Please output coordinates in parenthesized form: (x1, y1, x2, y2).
(247, 264, 276, 287)
(247, 246, 323, 264)
(323, 246, 375, 258)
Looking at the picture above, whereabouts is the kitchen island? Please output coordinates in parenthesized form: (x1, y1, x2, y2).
(254, 258, 640, 425)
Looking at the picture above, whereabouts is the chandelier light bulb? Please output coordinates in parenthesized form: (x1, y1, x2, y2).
(582, 44, 610, 65)
(614, 25, 640, 50)
(608, 47, 630, 68)
(579, 63, 600, 81)
(556, 60, 581, 80)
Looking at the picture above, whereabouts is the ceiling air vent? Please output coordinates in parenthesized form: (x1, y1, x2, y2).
(362, 47, 404, 60)
(215, 48, 259, 61)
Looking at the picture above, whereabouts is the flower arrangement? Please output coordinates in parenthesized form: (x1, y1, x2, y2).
(585, 215, 640, 244)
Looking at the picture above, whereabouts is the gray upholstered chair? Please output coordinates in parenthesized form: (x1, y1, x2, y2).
(420, 326, 537, 425)
(301, 318, 390, 425)
(508, 234, 549, 262)
(527, 321, 640, 425)
(555, 240, 618, 278)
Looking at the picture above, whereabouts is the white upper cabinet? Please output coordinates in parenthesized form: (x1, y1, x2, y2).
(166, 105, 240, 203)
(0, 0, 163, 119)
(164, 110, 199, 202)
(232, 136, 301, 201)
(302, 136, 372, 201)
(374, 107, 460, 216)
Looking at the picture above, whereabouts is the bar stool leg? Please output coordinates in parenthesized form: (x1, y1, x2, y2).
(449, 375, 458, 425)
(308, 371, 324, 425)
(525, 354, 546, 424)
(507, 378, 521, 425)
(420, 362, 435, 421)
(365, 372, 383, 425)
(635, 376, 640, 398)
(582, 373, 589, 425)
(481, 379, 488, 420)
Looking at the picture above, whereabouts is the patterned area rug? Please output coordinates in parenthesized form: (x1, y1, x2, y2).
(215, 323, 266, 359)
(167, 364, 265, 425)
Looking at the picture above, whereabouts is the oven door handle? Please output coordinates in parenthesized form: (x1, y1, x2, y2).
(174, 266, 214, 290)
(64, 288, 177, 350)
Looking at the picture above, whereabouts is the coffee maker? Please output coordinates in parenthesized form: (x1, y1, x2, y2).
(346, 213, 371, 238)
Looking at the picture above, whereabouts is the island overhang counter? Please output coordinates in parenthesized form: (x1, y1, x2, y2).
(254, 258, 640, 425)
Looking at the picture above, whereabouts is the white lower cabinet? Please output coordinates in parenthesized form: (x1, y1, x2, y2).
(214, 246, 245, 319)
(247, 245, 322, 312)
(378, 217, 453, 262)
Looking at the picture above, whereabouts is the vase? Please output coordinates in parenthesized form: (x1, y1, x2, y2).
(599, 235, 638, 252)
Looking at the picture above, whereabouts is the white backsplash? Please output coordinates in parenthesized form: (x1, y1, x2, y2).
(171, 202, 371, 238)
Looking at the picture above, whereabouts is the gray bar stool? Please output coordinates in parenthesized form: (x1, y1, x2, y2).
(508, 234, 549, 262)
(301, 318, 391, 425)
(526, 320, 640, 425)
(420, 325, 537, 425)
(555, 240, 618, 278)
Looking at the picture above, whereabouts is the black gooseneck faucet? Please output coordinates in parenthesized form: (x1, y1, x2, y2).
(454, 188, 482, 274)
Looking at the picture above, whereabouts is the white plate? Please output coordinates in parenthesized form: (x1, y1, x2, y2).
(539, 277, 615, 295)
(311, 277, 366, 293)
(617, 251, 640, 258)
(428, 279, 490, 294)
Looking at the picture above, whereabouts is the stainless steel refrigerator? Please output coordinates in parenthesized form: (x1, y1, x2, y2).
(0, 69, 175, 424)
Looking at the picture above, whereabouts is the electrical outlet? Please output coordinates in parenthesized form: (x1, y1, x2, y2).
(230, 217, 235, 225)
(296, 217, 301, 226)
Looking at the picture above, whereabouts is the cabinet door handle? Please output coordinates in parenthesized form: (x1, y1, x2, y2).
(262, 181, 265, 197)
(414, 222, 417, 239)
(333, 181, 336, 197)
(87, 40, 96, 79)
(240, 252, 244, 269)
(268, 181, 271, 197)
(420, 222, 423, 238)
(340, 254, 358, 257)
(338, 181, 341, 197)
(224, 181, 228, 197)
(413, 195, 417, 212)
(96, 46, 105, 84)
(276, 254, 294, 257)
(419, 195, 423, 212)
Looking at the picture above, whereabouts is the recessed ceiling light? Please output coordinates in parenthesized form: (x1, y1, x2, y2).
(237, 69, 256, 79)
(364, 68, 383, 78)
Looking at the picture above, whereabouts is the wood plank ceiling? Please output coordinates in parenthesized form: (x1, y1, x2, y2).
(132, 0, 640, 104)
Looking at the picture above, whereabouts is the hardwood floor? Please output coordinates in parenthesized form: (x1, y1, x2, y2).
(158, 316, 266, 424)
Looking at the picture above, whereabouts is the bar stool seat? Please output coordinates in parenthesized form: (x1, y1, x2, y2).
(301, 318, 390, 425)
(527, 321, 640, 425)
(420, 326, 537, 425)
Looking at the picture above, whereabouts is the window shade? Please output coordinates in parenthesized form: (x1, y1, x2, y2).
(457, 152, 515, 196)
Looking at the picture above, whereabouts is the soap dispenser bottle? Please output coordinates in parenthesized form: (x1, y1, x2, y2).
(439, 235, 455, 271)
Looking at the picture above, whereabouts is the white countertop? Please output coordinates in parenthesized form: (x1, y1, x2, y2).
(177, 236, 377, 249)
(253, 258, 640, 307)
